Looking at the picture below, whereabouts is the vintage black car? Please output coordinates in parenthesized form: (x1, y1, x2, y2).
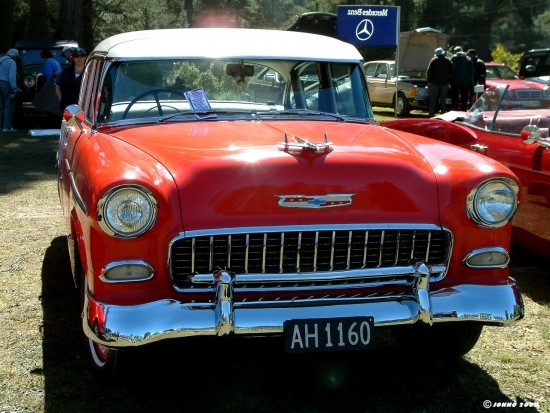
(14, 39, 78, 120)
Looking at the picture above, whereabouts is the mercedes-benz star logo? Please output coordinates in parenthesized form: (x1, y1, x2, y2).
(355, 19, 374, 41)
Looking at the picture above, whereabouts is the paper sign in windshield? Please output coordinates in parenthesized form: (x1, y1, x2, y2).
(184, 88, 215, 118)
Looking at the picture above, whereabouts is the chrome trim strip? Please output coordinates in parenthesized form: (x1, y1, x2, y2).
(83, 281, 524, 348)
(233, 279, 410, 294)
(65, 158, 88, 214)
(187, 265, 445, 284)
(174, 224, 445, 239)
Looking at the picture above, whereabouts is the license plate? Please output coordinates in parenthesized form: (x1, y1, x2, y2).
(284, 317, 375, 353)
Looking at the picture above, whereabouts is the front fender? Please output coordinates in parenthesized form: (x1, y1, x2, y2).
(381, 118, 478, 148)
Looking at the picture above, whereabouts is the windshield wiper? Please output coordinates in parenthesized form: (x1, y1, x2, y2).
(158, 109, 249, 122)
(255, 109, 348, 121)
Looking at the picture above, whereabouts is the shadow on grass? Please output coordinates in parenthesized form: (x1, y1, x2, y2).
(0, 132, 59, 195)
(509, 244, 550, 306)
(41, 236, 541, 413)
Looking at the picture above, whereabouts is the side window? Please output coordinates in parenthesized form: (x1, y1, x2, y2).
(287, 62, 320, 110)
(80, 58, 103, 122)
(375, 64, 387, 78)
(364, 63, 376, 78)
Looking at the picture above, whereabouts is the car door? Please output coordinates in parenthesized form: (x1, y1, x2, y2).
(364, 62, 391, 105)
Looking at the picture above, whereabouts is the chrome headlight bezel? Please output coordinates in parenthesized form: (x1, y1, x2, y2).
(97, 185, 158, 238)
(466, 178, 519, 228)
(24, 75, 36, 89)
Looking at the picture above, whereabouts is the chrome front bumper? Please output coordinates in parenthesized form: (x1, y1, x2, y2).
(83, 272, 524, 348)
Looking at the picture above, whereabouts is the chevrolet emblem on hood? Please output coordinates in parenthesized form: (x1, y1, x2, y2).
(277, 194, 355, 208)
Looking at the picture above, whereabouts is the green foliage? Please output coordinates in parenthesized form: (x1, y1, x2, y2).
(490, 43, 523, 72)
(532, 10, 550, 48)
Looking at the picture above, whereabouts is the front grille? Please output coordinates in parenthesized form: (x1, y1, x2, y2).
(170, 227, 451, 286)
(515, 90, 541, 100)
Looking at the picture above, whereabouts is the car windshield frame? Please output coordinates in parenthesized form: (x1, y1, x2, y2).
(94, 57, 374, 126)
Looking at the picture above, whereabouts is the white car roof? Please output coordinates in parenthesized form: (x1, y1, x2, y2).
(93, 28, 363, 62)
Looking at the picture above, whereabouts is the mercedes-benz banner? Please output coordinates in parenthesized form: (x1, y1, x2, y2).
(337, 5, 399, 46)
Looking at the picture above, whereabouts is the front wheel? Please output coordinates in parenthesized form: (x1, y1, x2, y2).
(391, 323, 483, 357)
(86, 323, 123, 378)
(80, 269, 125, 381)
(395, 93, 411, 117)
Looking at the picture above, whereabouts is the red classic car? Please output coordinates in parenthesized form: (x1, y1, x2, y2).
(483, 62, 549, 109)
(57, 28, 524, 378)
(382, 84, 550, 256)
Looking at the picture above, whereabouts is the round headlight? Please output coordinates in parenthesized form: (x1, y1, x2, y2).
(98, 186, 157, 238)
(467, 178, 519, 228)
(24, 75, 36, 89)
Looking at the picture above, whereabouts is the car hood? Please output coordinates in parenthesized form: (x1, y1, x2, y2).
(486, 78, 549, 90)
(106, 120, 441, 231)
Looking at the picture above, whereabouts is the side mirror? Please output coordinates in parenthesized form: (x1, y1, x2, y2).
(524, 65, 537, 74)
(521, 125, 541, 144)
(521, 125, 550, 148)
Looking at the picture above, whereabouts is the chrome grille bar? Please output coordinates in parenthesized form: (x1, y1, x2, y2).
(330, 230, 335, 271)
(262, 233, 267, 274)
(394, 231, 400, 266)
(313, 231, 319, 271)
(362, 230, 369, 268)
(378, 230, 385, 267)
(279, 232, 284, 274)
(244, 234, 249, 273)
(426, 231, 432, 261)
(296, 232, 302, 272)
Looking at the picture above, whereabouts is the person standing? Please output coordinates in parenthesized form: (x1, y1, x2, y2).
(468, 49, 486, 104)
(427, 47, 452, 117)
(55, 47, 87, 113)
(0, 48, 20, 132)
(61, 46, 74, 62)
(450, 46, 474, 110)
(40, 49, 61, 82)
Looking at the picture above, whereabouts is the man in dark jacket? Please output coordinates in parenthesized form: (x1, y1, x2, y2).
(468, 49, 486, 104)
(427, 47, 452, 117)
(450, 46, 474, 110)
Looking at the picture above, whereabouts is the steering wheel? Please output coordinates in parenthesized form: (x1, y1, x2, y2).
(122, 88, 188, 119)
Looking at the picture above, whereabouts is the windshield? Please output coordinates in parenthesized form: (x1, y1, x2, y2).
(486, 64, 518, 80)
(459, 85, 550, 137)
(97, 59, 373, 124)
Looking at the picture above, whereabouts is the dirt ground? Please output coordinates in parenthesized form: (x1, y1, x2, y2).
(0, 130, 549, 413)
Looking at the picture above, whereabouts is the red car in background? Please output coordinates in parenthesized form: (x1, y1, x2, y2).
(383, 84, 550, 256)
(483, 62, 549, 109)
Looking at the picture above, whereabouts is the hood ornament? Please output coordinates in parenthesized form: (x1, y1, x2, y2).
(277, 194, 355, 209)
(279, 133, 332, 154)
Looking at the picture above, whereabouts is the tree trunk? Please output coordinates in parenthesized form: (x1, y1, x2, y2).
(0, 0, 15, 52)
(29, 0, 49, 39)
(58, 0, 83, 43)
